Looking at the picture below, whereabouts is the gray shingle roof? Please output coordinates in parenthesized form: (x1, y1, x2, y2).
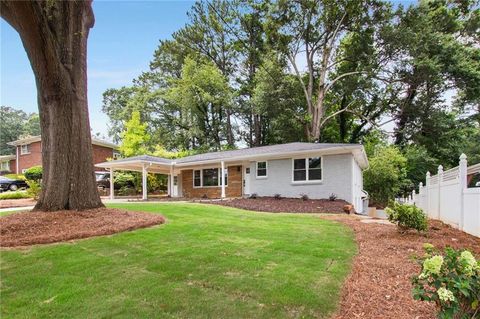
(176, 142, 360, 164)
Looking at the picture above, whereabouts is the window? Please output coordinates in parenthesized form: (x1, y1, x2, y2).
(173, 176, 178, 186)
(113, 152, 121, 159)
(20, 144, 30, 155)
(194, 170, 201, 187)
(193, 168, 228, 187)
(203, 168, 218, 186)
(256, 161, 267, 178)
(0, 161, 9, 171)
(293, 157, 322, 182)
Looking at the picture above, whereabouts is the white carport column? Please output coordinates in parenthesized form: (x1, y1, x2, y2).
(109, 167, 114, 200)
(221, 161, 226, 199)
(169, 165, 174, 197)
(142, 163, 148, 200)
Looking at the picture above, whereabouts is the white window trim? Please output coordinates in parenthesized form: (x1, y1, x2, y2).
(291, 157, 323, 184)
(0, 161, 9, 171)
(20, 144, 30, 155)
(192, 167, 228, 188)
(256, 161, 268, 179)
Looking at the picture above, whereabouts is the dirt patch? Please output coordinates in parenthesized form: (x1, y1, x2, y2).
(212, 197, 349, 214)
(0, 198, 36, 209)
(325, 216, 480, 319)
(0, 208, 165, 247)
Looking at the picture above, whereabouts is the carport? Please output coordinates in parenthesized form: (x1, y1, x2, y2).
(95, 155, 174, 200)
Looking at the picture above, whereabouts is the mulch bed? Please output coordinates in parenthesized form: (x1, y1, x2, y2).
(213, 197, 349, 213)
(0, 208, 165, 247)
(324, 216, 480, 319)
(0, 198, 36, 209)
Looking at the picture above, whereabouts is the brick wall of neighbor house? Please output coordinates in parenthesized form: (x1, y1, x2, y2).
(17, 141, 42, 173)
(9, 159, 16, 174)
(92, 144, 114, 166)
(181, 165, 242, 198)
(15, 142, 114, 173)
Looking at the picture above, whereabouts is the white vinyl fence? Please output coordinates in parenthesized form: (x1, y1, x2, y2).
(413, 154, 480, 238)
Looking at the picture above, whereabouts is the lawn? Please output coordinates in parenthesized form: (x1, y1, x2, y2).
(0, 203, 356, 318)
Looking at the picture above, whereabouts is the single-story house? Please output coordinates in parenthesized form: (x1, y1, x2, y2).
(96, 142, 369, 212)
(3, 135, 120, 174)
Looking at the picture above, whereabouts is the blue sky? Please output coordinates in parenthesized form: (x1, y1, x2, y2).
(1, 0, 195, 138)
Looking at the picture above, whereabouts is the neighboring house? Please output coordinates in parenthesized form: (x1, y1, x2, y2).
(96, 142, 369, 212)
(0, 155, 16, 173)
(3, 136, 119, 174)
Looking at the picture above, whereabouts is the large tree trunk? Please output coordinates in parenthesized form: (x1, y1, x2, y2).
(1, 1, 104, 211)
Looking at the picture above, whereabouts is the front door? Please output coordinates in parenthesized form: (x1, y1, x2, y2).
(173, 175, 178, 197)
(243, 166, 251, 196)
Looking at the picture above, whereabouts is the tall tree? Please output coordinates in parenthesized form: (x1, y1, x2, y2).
(266, 0, 391, 141)
(1, 1, 103, 211)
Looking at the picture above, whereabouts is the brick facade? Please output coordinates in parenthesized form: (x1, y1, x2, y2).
(181, 165, 243, 198)
(11, 141, 115, 174)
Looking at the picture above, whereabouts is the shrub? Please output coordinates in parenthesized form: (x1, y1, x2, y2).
(24, 166, 42, 182)
(329, 193, 337, 201)
(117, 186, 136, 196)
(273, 193, 282, 200)
(26, 180, 41, 200)
(412, 245, 480, 318)
(114, 172, 135, 188)
(249, 193, 257, 199)
(300, 193, 309, 201)
(385, 202, 428, 233)
(0, 191, 30, 200)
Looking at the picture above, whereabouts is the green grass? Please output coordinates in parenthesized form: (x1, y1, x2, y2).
(0, 191, 30, 200)
(0, 203, 356, 318)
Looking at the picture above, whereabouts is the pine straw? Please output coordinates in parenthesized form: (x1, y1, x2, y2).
(0, 208, 165, 247)
(323, 215, 480, 319)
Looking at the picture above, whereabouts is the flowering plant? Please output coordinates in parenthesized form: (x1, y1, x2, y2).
(412, 244, 480, 318)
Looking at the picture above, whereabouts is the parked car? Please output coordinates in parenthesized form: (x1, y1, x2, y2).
(95, 171, 134, 190)
(0, 176, 29, 192)
(468, 172, 480, 188)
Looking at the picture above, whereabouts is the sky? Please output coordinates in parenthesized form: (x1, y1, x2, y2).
(1, 0, 195, 139)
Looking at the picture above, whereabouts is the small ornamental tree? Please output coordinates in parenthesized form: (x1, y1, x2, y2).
(412, 244, 480, 318)
(119, 110, 150, 157)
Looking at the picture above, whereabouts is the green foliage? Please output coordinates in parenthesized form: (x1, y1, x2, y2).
(0, 191, 30, 200)
(24, 166, 43, 182)
(0, 106, 40, 155)
(364, 146, 408, 207)
(385, 202, 428, 233)
(26, 180, 41, 200)
(113, 172, 135, 188)
(119, 110, 150, 157)
(412, 245, 480, 318)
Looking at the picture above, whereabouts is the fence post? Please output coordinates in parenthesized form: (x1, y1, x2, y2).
(459, 154, 468, 231)
(419, 182, 423, 209)
(426, 172, 431, 215)
(438, 165, 443, 220)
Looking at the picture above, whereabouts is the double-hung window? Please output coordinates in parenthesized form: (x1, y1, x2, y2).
(20, 144, 30, 155)
(193, 168, 228, 187)
(293, 157, 322, 182)
(256, 161, 267, 178)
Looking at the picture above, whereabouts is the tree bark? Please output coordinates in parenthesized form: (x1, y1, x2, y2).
(1, 0, 104, 211)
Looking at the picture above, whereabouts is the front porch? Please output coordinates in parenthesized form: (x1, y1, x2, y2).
(95, 155, 247, 200)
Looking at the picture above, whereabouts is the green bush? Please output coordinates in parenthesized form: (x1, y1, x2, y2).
(0, 191, 30, 200)
(385, 202, 428, 233)
(26, 180, 41, 200)
(24, 166, 42, 182)
(114, 172, 135, 188)
(412, 245, 480, 318)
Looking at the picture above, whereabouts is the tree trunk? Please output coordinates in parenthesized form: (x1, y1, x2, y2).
(1, 1, 103, 211)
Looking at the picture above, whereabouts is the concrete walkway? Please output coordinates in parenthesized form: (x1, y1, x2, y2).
(0, 206, 34, 213)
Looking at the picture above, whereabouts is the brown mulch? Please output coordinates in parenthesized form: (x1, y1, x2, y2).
(324, 216, 480, 319)
(0, 208, 165, 247)
(0, 198, 36, 209)
(213, 197, 349, 213)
